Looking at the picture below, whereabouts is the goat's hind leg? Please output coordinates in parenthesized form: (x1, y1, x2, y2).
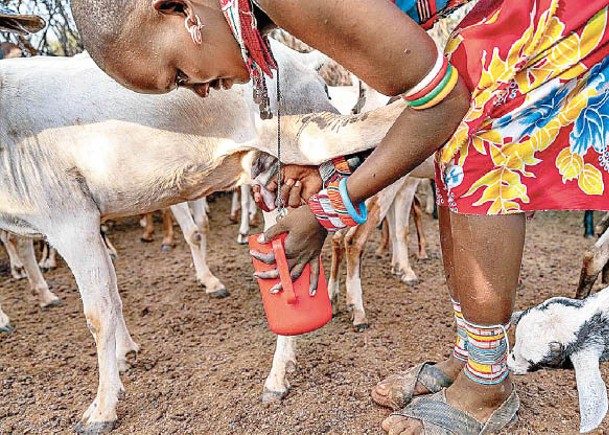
(47, 219, 131, 432)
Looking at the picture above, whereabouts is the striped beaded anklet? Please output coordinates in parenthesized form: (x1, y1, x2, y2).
(463, 319, 510, 385)
(402, 47, 459, 110)
(452, 298, 468, 363)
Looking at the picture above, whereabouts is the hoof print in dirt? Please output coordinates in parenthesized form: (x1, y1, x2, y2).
(74, 421, 116, 435)
(0, 323, 15, 334)
(160, 244, 173, 252)
(41, 299, 63, 310)
(261, 388, 288, 404)
(208, 288, 230, 299)
(353, 323, 370, 333)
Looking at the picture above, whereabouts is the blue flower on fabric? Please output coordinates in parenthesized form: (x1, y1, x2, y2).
(444, 164, 464, 189)
(513, 85, 571, 138)
(570, 91, 609, 156)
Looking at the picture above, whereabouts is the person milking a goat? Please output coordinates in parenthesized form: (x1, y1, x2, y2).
(70, 0, 609, 433)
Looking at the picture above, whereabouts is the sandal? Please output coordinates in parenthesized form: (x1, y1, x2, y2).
(372, 361, 454, 410)
(388, 388, 519, 434)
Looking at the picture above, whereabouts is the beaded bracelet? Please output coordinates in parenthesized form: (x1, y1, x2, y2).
(402, 48, 459, 111)
(308, 179, 368, 232)
(318, 150, 373, 189)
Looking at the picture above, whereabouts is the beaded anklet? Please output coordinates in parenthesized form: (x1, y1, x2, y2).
(308, 179, 367, 232)
(463, 319, 510, 385)
(451, 299, 468, 363)
(402, 48, 459, 110)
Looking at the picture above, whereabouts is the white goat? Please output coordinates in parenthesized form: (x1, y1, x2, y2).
(0, 44, 400, 431)
(509, 289, 609, 433)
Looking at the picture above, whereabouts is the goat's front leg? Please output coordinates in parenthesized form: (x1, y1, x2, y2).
(262, 335, 297, 403)
(170, 201, 228, 298)
(47, 223, 126, 432)
(15, 236, 60, 308)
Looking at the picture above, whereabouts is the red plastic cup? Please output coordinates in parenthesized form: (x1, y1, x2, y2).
(249, 233, 332, 336)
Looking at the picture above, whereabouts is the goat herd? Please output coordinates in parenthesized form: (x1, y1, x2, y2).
(2, 36, 609, 434)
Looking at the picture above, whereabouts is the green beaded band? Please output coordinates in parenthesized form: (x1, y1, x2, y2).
(408, 64, 455, 108)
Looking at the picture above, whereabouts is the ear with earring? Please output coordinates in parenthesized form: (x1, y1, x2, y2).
(185, 13, 204, 45)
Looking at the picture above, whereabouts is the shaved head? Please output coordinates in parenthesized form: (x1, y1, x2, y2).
(71, 0, 140, 68)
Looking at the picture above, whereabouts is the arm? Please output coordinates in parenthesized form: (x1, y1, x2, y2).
(257, 0, 469, 203)
(253, 0, 469, 287)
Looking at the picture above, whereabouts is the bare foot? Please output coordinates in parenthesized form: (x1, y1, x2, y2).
(382, 372, 513, 434)
(372, 356, 464, 409)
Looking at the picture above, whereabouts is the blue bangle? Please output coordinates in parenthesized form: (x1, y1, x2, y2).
(338, 178, 367, 224)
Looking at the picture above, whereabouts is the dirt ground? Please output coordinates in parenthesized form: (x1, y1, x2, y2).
(1, 197, 608, 434)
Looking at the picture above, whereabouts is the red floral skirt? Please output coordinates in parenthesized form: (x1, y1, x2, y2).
(435, 0, 609, 214)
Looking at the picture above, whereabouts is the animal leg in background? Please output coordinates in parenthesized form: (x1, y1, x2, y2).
(387, 178, 421, 285)
(140, 213, 155, 243)
(0, 230, 26, 279)
(13, 236, 61, 308)
(237, 184, 252, 245)
(160, 208, 175, 251)
(343, 196, 381, 331)
(170, 200, 228, 298)
(38, 239, 58, 271)
(576, 227, 609, 299)
(411, 194, 428, 260)
(328, 230, 345, 314)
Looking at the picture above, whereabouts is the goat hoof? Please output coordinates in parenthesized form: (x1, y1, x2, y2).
(74, 420, 116, 435)
(208, 288, 230, 299)
(353, 323, 369, 333)
(261, 388, 288, 404)
(0, 324, 15, 334)
(236, 233, 248, 245)
(160, 244, 173, 252)
(403, 278, 419, 286)
(140, 237, 153, 244)
(41, 299, 62, 310)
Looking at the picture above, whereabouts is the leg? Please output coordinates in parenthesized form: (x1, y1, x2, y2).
(248, 186, 261, 227)
(100, 225, 118, 260)
(237, 184, 251, 244)
(410, 195, 428, 260)
(160, 208, 175, 251)
(170, 201, 228, 297)
(229, 190, 240, 224)
(387, 178, 420, 285)
(46, 220, 128, 432)
(14, 236, 60, 308)
(38, 239, 58, 271)
(344, 197, 380, 331)
(576, 227, 609, 298)
(140, 212, 154, 243)
(383, 211, 525, 434)
(376, 219, 390, 256)
(328, 229, 345, 314)
(372, 206, 464, 408)
(0, 231, 26, 280)
(262, 335, 297, 403)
